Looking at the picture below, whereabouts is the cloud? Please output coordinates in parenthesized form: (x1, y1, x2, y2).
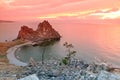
(0, 0, 86, 20)
(39, 8, 120, 21)
(0, 0, 120, 21)
(37, 10, 95, 19)
(8, 0, 84, 9)
(89, 8, 120, 19)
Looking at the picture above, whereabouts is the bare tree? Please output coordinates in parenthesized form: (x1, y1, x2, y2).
(40, 40, 56, 64)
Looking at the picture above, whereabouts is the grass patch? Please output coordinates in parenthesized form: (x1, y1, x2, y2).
(0, 55, 7, 58)
(0, 54, 8, 63)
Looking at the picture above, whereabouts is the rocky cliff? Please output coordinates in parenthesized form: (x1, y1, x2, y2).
(17, 21, 61, 42)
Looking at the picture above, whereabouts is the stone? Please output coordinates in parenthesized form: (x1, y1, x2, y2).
(17, 59, 120, 80)
(17, 20, 61, 42)
(37, 21, 61, 39)
(17, 26, 37, 41)
(97, 71, 120, 80)
(47, 69, 60, 77)
(18, 74, 39, 80)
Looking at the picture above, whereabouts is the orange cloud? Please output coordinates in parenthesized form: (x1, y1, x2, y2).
(38, 10, 96, 19)
(0, 0, 120, 21)
(38, 8, 120, 20)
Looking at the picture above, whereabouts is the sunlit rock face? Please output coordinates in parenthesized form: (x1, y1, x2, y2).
(17, 26, 38, 41)
(37, 20, 61, 40)
(17, 20, 61, 42)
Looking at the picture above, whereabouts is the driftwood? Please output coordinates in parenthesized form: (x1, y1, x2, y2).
(107, 67, 120, 72)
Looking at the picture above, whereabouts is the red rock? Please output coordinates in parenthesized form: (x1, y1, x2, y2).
(17, 21, 61, 42)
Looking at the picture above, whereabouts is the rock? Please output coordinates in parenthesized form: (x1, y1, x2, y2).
(17, 59, 120, 80)
(18, 74, 39, 80)
(87, 62, 108, 73)
(47, 69, 60, 77)
(17, 20, 61, 42)
(17, 26, 38, 41)
(37, 21, 61, 40)
(97, 71, 120, 80)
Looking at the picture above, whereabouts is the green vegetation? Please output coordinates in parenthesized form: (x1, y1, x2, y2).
(0, 55, 6, 58)
(60, 42, 76, 65)
(0, 54, 8, 63)
(61, 57, 69, 65)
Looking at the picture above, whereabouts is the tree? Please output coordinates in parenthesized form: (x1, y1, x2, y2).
(39, 39, 57, 64)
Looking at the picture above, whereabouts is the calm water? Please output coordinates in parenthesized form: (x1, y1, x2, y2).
(0, 21, 120, 66)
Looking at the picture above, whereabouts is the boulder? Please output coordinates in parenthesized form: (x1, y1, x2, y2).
(18, 74, 39, 80)
(97, 71, 120, 80)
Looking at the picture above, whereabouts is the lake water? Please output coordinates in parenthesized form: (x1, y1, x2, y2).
(0, 21, 120, 66)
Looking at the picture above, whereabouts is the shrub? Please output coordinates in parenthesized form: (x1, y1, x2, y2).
(60, 42, 76, 65)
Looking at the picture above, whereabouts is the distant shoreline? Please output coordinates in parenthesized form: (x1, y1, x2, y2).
(0, 20, 14, 23)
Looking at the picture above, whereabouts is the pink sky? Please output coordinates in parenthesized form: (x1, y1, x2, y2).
(0, 0, 120, 21)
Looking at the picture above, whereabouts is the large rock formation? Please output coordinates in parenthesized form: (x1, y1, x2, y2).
(37, 21, 61, 39)
(17, 21, 61, 42)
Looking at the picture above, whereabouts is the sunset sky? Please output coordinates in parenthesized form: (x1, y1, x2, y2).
(0, 0, 120, 21)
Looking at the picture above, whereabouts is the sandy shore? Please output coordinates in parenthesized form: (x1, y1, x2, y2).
(6, 41, 37, 66)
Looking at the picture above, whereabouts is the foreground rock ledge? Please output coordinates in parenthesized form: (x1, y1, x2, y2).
(17, 59, 120, 80)
(17, 20, 61, 42)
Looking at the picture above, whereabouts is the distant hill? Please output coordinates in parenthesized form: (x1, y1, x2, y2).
(0, 20, 14, 23)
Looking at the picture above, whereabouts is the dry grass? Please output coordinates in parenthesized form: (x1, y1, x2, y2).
(0, 39, 26, 63)
(0, 39, 26, 55)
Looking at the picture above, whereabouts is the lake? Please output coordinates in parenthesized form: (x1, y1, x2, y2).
(0, 21, 120, 66)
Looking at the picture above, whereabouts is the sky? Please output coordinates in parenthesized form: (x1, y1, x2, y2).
(0, 0, 120, 22)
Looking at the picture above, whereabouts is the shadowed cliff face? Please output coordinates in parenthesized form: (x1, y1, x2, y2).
(17, 21, 61, 42)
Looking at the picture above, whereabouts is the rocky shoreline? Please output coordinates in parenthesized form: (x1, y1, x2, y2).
(0, 57, 120, 80)
(17, 58, 120, 80)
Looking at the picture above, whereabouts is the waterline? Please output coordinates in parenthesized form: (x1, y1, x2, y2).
(6, 42, 36, 66)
